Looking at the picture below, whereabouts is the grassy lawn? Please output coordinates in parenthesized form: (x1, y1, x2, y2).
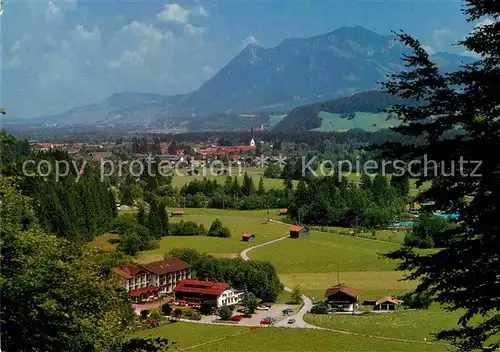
(305, 305, 462, 342)
(91, 233, 119, 251)
(167, 207, 285, 220)
(170, 167, 296, 190)
(308, 226, 407, 244)
(279, 271, 417, 301)
(250, 231, 399, 274)
(139, 213, 290, 262)
(135, 322, 448, 351)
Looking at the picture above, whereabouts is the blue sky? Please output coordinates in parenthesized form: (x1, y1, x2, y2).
(1, 0, 481, 117)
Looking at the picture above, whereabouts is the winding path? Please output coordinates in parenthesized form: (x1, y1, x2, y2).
(238, 224, 448, 346)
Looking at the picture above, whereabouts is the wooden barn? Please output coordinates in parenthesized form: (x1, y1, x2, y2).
(289, 225, 308, 238)
(241, 233, 255, 242)
(279, 208, 288, 215)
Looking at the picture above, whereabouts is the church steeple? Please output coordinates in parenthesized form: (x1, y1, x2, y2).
(250, 127, 255, 147)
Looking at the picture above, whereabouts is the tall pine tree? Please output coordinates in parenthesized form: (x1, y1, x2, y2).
(379, 3, 500, 350)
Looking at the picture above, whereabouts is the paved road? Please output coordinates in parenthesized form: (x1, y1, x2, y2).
(240, 235, 289, 261)
(240, 231, 316, 329)
(158, 217, 446, 345)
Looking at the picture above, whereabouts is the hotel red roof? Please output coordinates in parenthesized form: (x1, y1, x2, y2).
(290, 225, 304, 232)
(112, 264, 147, 279)
(128, 286, 159, 297)
(325, 284, 359, 298)
(112, 259, 190, 278)
(174, 279, 230, 296)
(141, 259, 191, 275)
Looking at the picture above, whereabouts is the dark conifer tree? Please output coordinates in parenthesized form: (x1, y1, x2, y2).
(257, 177, 265, 195)
(137, 203, 147, 227)
(158, 200, 169, 236)
(379, 2, 500, 350)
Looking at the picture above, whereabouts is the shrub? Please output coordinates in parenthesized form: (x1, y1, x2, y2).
(404, 232, 435, 249)
(207, 219, 231, 238)
(290, 285, 302, 304)
(183, 310, 202, 321)
(171, 308, 182, 320)
(199, 303, 214, 316)
(218, 306, 233, 320)
(140, 310, 150, 320)
(150, 310, 162, 321)
(169, 220, 206, 236)
(161, 303, 172, 316)
(310, 302, 328, 314)
(399, 291, 432, 309)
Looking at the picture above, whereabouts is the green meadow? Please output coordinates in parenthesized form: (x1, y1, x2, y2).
(134, 322, 448, 351)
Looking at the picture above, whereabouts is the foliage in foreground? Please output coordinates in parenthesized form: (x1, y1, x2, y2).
(379, 2, 500, 350)
(0, 179, 172, 351)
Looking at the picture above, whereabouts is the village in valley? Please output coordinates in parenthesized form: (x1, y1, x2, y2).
(3, 1, 497, 350)
(21, 132, 462, 350)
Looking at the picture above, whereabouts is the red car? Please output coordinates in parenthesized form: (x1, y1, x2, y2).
(230, 315, 243, 321)
(260, 319, 273, 325)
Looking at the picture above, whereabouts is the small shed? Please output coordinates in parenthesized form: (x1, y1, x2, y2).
(289, 225, 308, 238)
(241, 233, 255, 242)
(279, 208, 288, 215)
(374, 296, 402, 311)
(171, 211, 184, 216)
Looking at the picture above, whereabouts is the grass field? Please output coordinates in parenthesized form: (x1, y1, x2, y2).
(251, 231, 398, 274)
(134, 322, 448, 351)
(169, 166, 429, 201)
(91, 233, 119, 251)
(249, 230, 439, 302)
(313, 112, 398, 132)
(279, 271, 417, 301)
(138, 211, 291, 262)
(170, 167, 293, 190)
(305, 305, 462, 342)
(166, 207, 285, 220)
(308, 226, 408, 244)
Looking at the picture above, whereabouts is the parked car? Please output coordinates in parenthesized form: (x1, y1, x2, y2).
(256, 306, 270, 311)
(260, 319, 273, 325)
(230, 315, 243, 321)
(282, 308, 294, 315)
(287, 318, 296, 324)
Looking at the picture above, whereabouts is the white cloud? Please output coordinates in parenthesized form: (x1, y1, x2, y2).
(183, 23, 206, 36)
(244, 35, 259, 46)
(45, 0, 62, 21)
(422, 45, 435, 55)
(10, 40, 21, 53)
(194, 5, 208, 18)
(108, 50, 144, 69)
(70, 25, 100, 42)
(157, 3, 190, 24)
(432, 28, 454, 52)
(475, 18, 495, 28)
(2, 1, 224, 117)
(202, 64, 215, 76)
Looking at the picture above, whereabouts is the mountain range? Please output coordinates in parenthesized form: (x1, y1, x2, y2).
(30, 26, 474, 130)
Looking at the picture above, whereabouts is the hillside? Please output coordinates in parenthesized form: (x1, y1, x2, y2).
(273, 91, 410, 132)
(31, 26, 473, 129)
